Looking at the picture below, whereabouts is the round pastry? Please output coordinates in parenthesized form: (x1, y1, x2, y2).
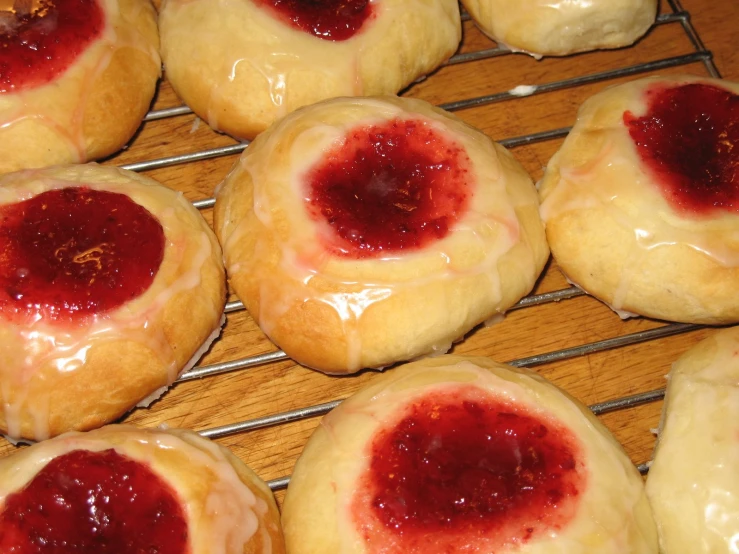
(214, 96, 549, 374)
(0, 164, 226, 441)
(460, 0, 657, 57)
(158, 0, 461, 140)
(0, 0, 160, 175)
(646, 327, 739, 553)
(539, 74, 739, 324)
(0, 424, 285, 553)
(281, 355, 658, 553)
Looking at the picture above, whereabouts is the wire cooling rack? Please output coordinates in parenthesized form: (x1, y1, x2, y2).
(1, 0, 722, 493)
(134, 0, 721, 491)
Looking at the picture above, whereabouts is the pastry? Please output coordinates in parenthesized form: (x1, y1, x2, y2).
(158, 0, 461, 139)
(0, 164, 226, 441)
(460, 0, 657, 57)
(214, 96, 549, 374)
(0, 425, 285, 553)
(646, 327, 739, 553)
(0, 0, 160, 175)
(539, 74, 739, 323)
(281, 355, 658, 553)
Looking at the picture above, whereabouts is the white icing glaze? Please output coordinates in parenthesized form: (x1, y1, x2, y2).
(540, 75, 739, 316)
(222, 99, 537, 371)
(646, 328, 739, 553)
(283, 357, 658, 553)
(483, 312, 506, 327)
(542, 80, 739, 270)
(0, 426, 271, 553)
(195, 0, 383, 114)
(190, 115, 202, 133)
(0, 167, 220, 439)
(170, 431, 265, 553)
(0, 0, 161, 165)
(543, 136, 739, 270)
(136, 313, 226, 408)
(159, 0, 460, 138)
(461, 0, 657, 57)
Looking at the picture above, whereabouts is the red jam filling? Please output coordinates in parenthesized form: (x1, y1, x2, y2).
(0, 187, 165, 325)
(0, 0, 105, 93)
(253, 0, 373, 41)
(352, 389, 584, 552)
(306, 118, 474, 258)
(624, 83, 739, 215)
(0, 449, 189, 554)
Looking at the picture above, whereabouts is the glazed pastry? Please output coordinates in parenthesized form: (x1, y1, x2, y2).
(539, 74, 739, 323)
(0, 164, 226, 441)
(158, 0, 461, 139)
(0, 425, 285, 553)
(646, 327, 739, 553)
(0, 0, 160, 175)
(214, 96, 549, 374)
(461, 0, 657, 57)
(281, 355, 658, 553)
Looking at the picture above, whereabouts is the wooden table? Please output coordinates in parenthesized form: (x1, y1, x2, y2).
(1, 0, 737, 508)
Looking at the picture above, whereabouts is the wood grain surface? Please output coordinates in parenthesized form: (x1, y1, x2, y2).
(1, 0, 737, 509)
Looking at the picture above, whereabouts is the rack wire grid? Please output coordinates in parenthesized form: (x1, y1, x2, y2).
(0, 0, 723, 494)
(118, 0, 723, 490)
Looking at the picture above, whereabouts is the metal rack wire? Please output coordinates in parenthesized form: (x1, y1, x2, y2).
(120, 0, 720, 491)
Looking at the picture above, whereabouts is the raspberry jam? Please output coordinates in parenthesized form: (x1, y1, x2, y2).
(0, 0, 105, 93)
(0, 449, 188, 554)
(624, 82, 739, 215)
(253, 0, 373, 41)
(0, 187, 165, 324)
(352, 389, 584, 552)
(307, 118, 474, 258)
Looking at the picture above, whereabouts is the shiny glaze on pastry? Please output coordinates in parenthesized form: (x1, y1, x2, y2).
(646, 327, 739, 554)
(282, 355, 658, 553)
(1, 448, 189, 553)
(158, 0, 460, 139)
(214, 96, 549, 373)
(0, 165, 225, 440)
(0, 425, 284, 553)
(0, 0, 160, 173)
(539, 75, 739, 323)
(461, 0, 657, 57)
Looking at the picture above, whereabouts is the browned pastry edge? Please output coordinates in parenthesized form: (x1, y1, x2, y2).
(214, 97, 549, 374)
(0, 0, 161, 174)
(0, 165, 226, 440)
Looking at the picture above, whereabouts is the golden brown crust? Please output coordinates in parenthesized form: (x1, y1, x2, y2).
(214, 96, 549, 374)
(539, 74, 739, 324)
(0, 164, 226, 440)
(281, 355, 658, 553)
(0, 425, 286, 553)
(158, 0, 460, 139)
(461, 0, 657, 57)
(0, 0, 161, 175)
